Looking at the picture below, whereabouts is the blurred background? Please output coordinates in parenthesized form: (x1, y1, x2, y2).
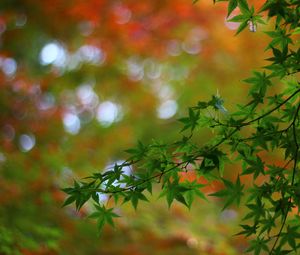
(0, 0, 267, 254)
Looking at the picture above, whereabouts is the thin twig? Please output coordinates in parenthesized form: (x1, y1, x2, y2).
(269, 102, 300, 254)
(211, 88, 300, 129)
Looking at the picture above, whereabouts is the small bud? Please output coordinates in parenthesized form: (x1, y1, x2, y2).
(248, 20, 257, 32)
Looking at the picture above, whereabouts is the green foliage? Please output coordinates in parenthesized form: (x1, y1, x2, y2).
(63, 0, 300, 254)
(88, 205, 120, 233)
(210, 176, 244, 210)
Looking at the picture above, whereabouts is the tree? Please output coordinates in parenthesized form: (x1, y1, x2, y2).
(63, 0, 300, 254)
(1, 0, 260, 254)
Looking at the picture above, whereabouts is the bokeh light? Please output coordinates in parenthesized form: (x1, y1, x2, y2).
(39, 42, 66, 66)
(19, 134, 36, 152)
(1, 58, 17, 76)
(63, 113, 81, 135)
(157, 99, 178, 119)
(96, 101, 122, 127)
